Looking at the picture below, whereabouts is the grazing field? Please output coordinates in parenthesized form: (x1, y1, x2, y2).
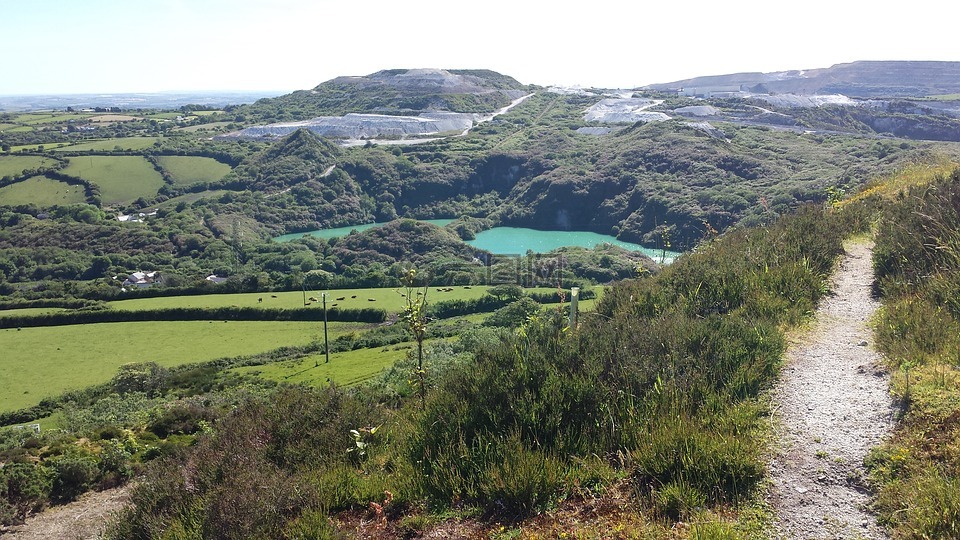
(0, 123, 17, 130)
(88, 114, 138, 123)
(63, 155, 164, 204)
(2, 113, 97, 127)
(0, 307, 65, 318)
(176, 121, 233, 132)
(54, 136, 160, 152)
(9, 113, 58, 124)
(232, 343, 411, 387)
(8, 142, 71, 152)
(157, 156, 232, 185)
(0, 155, 58, 177)
(0, 320, 363, 412)
(0, 176, 87, 206)
(105, 286, 542, 313)
(152, 189, 231, 208)
(141, 112, 182, 120)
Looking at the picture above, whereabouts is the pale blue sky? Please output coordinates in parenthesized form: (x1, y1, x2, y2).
(3, 0, 956, 95)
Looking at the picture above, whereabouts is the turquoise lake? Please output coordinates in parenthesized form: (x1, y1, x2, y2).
(275, 221, 677, 262)
(467, 227, 675, 262)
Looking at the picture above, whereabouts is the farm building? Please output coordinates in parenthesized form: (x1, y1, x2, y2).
(205, 274, 228, 284)
(121, 271, 162, 288)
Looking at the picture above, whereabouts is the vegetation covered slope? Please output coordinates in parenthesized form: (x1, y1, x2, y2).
(92, 201, 868, 538)
(235, 68, 530, 123)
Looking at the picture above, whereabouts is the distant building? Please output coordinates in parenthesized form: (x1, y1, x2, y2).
(205, 274, 228, 284)
(117, 210, 158, 223)
(121, 271, 162, 288)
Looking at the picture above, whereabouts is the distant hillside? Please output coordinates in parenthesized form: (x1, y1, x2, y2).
(647, 61, 960, 97)
(235, 68, 531, 124)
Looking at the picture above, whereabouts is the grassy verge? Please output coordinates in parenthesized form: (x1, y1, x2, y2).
(866, 165, 960, 539)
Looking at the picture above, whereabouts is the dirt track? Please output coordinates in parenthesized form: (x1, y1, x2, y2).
(1, 485, 130, 540)
(767, 240, 897, 539)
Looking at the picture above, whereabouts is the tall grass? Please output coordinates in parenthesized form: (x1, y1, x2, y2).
(868, 166, 960, 539)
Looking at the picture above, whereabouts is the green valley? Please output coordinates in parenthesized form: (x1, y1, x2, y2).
(2, 63, 960, 539)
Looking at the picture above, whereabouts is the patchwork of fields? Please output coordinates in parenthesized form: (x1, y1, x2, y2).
(0, 154, 58, 177)
(0, 285, 585, 413)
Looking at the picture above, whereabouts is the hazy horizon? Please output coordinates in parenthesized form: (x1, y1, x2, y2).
(5, 0, 958, 96)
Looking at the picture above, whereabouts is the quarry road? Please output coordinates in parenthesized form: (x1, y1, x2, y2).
(767, 240, 897, 539)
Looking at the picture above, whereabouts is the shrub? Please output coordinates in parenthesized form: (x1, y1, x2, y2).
(147, 402, 218, 438)
(0, 462, 50, 525)
(113, 362, 170, 397)
(49, 453, 99, 502)
(482, 296, 541, 327)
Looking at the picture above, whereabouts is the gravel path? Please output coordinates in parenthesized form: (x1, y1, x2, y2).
(768, 240, 897, 539)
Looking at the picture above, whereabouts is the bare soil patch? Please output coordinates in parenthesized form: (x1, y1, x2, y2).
(1, 485, 131, 540)
(767, 240, 897, 539)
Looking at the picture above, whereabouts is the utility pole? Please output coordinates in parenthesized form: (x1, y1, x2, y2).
(569, 287, 580, 329)
(323, 292, 330, 364)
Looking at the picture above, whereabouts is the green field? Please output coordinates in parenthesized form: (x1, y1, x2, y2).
(153, 189, 231, 209)
(16, 113, 96, 125)
(157, 156, 232, 185)
(0, 320, 363, 412)
(0, 307, 65, 318)
(54, 136, 160, 152)
(0, 123, 17, 131)
(63, 155, 164, 204)
(0, 176, 87, 206)
(8, 142, 71, 152)
(9, 113, 56, 124)
(105, 286, 534, 313)
(1, 287, 584, 412)
(232, 343, 411, 387)
(176, 121, 233, 133)
(0, 155, 58, 177)
(142, 112, 182, 120)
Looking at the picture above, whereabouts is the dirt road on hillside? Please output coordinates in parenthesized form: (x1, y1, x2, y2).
(767, 240, 897, 539)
